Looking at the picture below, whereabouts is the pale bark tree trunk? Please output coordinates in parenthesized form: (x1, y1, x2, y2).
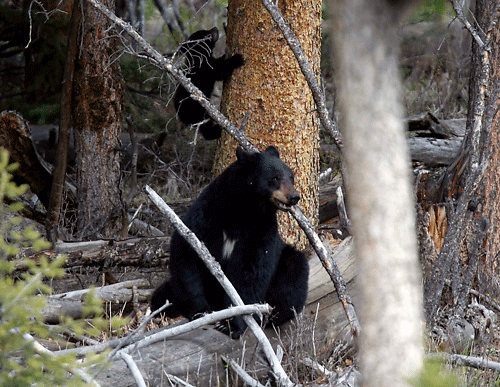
(72, 0, 125, 240)
(330, 0, 424, 386)
(424, 0, 500, 322)
(213, 0, 321, 249)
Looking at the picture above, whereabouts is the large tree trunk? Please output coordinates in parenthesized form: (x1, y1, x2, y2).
(467, 1, 500, 282)
(330, 0, 424, 386)
(424, 0, 500, 322)
(212, 0, 321, 248)
(72, 0, 125, 240)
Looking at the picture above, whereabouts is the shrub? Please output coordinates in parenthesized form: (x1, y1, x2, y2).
(0, 149, 119, 386)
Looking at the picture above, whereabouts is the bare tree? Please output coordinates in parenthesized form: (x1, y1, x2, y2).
(330, 0, 424, 386)
(72, 0, 125, 240)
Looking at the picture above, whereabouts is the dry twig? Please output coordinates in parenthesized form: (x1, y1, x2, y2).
(221, 355, 266, 387)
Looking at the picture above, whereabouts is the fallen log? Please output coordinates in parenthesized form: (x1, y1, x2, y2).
(50, 279, 151, 302)
(43, 280, 153, 323)
(18, 236, 170, 269)
(407, 115, 466, 167)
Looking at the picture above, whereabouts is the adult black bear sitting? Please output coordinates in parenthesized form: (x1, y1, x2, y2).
(174, 27, 244, 140)
(151, 146, 309, 339)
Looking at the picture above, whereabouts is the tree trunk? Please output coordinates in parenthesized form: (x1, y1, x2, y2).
(72, 0, 125, 240)
(423, 0, 500, 323)
(330, 0, 424, 386)
(213, 0, 321, 248)
(468, 1, 500, 284)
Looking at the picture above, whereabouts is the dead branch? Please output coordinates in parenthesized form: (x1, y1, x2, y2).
(56, 304, 272, 357)
(290, 206, 360, 337)
(41, 280, 152, 323)
(21, 331, 100, 386)
(118, 352, 147, 387)
(165, 373, 196, 387)
(221, 355, 266, 387)
(130, 305, 272, 351)
(301, 357, 336, 377)
(145, 185, 292, 387)
(451, 0, 485, 48)
(428, 353, 500, 372)
(108, 301, 173, 359)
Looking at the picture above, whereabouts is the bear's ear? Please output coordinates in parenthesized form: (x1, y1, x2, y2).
(236, 146, 259, 164)
(264, 146, 280, 159)
(236, 146, 249, 162)
(208, 27, 219, 43)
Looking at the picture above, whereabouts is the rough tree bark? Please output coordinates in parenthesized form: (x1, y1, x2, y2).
(330, 0, 424, 386)
(72, 0, 125, 240)
(424, 0, 500, 322)
(212, 0, 321, 248)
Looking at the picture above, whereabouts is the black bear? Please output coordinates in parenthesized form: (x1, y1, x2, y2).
(174, 27, 244, 140)
(151, 146, 309, 339)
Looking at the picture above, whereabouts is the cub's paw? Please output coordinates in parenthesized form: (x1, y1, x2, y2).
(231, 54, 245, 68)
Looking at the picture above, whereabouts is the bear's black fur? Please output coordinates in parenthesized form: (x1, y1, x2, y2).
(174, 27, 244, 140)
(151, 146, 309, 339)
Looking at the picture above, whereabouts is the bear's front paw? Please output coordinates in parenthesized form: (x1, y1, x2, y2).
(230, 54, 245, 69)
(215, 319, 245, 339)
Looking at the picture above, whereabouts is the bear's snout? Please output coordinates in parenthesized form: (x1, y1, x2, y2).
(271, 181, 300, 210)
(288, 192, 300, 206)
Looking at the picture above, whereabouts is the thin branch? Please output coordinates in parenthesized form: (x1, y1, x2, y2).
(451, 0, 485, 48)
(21, 331, 100, 386)
(119, 352, 147, 387)
(260, 0, 342, 150)
(56, 304, 272, 357)
(301, 357, 336, 378)
(166, 373, 197, 387)
(428, 353, 500, 372)
(289, 206, 360, 337)
(221, 355, 266, 387)
(128, 304, 273, 352)
(108, 301, 172, 360)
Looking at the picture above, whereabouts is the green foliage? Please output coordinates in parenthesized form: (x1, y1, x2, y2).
(411, 0, 449, 22)
(411, 358, 460, 387)
(25, 103, 61, 125)
(0, 149, 124, 386)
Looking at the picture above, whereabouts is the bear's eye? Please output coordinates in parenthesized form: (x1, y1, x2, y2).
(271, 176, 280, 184)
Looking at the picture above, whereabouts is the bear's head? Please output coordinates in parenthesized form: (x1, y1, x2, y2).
(178, 27, 219, 71)
(236, 146, 300, 211)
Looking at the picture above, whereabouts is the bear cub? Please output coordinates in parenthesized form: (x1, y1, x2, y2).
(174, 27, 244, 140)
(151, 146, 309, 339)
